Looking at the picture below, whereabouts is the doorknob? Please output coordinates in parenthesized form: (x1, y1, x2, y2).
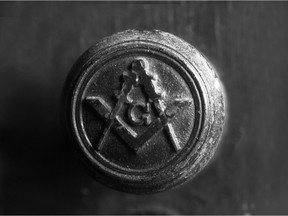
(61, 30, 226, 194)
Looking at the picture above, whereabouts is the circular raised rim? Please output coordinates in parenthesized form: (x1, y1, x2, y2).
(73, 45, 203, 175)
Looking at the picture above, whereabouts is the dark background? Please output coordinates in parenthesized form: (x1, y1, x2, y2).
(1, 1, 288, 214)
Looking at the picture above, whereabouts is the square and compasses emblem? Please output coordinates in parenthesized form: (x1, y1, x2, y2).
(85, 59, 192, 153)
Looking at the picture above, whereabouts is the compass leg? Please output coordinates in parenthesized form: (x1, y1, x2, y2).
(165, 123, 181, 152)
(96, 121, 113, 151)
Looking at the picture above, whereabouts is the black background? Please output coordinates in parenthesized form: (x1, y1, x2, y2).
(1, 1, 288, 214)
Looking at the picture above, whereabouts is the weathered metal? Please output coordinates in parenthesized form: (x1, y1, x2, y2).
(62, 30, 226, 194)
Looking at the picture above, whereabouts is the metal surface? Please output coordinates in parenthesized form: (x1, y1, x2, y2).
(62, 30, 226, 193)
(2, 2, 288, 214)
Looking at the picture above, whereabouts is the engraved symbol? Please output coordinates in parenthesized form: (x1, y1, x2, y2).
(85, 59, 192, 153)
(128, 102, 152, 126)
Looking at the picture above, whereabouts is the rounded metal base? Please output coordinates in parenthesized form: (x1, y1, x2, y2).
(62, 30, 226, 194)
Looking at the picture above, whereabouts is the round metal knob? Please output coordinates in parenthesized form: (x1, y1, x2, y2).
(62, 30, 226, 194)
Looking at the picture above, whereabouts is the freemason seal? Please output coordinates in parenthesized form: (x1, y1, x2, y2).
(62, 30, 226, 194)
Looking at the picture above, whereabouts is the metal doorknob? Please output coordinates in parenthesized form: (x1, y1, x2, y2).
(62, 30, 226, 194)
